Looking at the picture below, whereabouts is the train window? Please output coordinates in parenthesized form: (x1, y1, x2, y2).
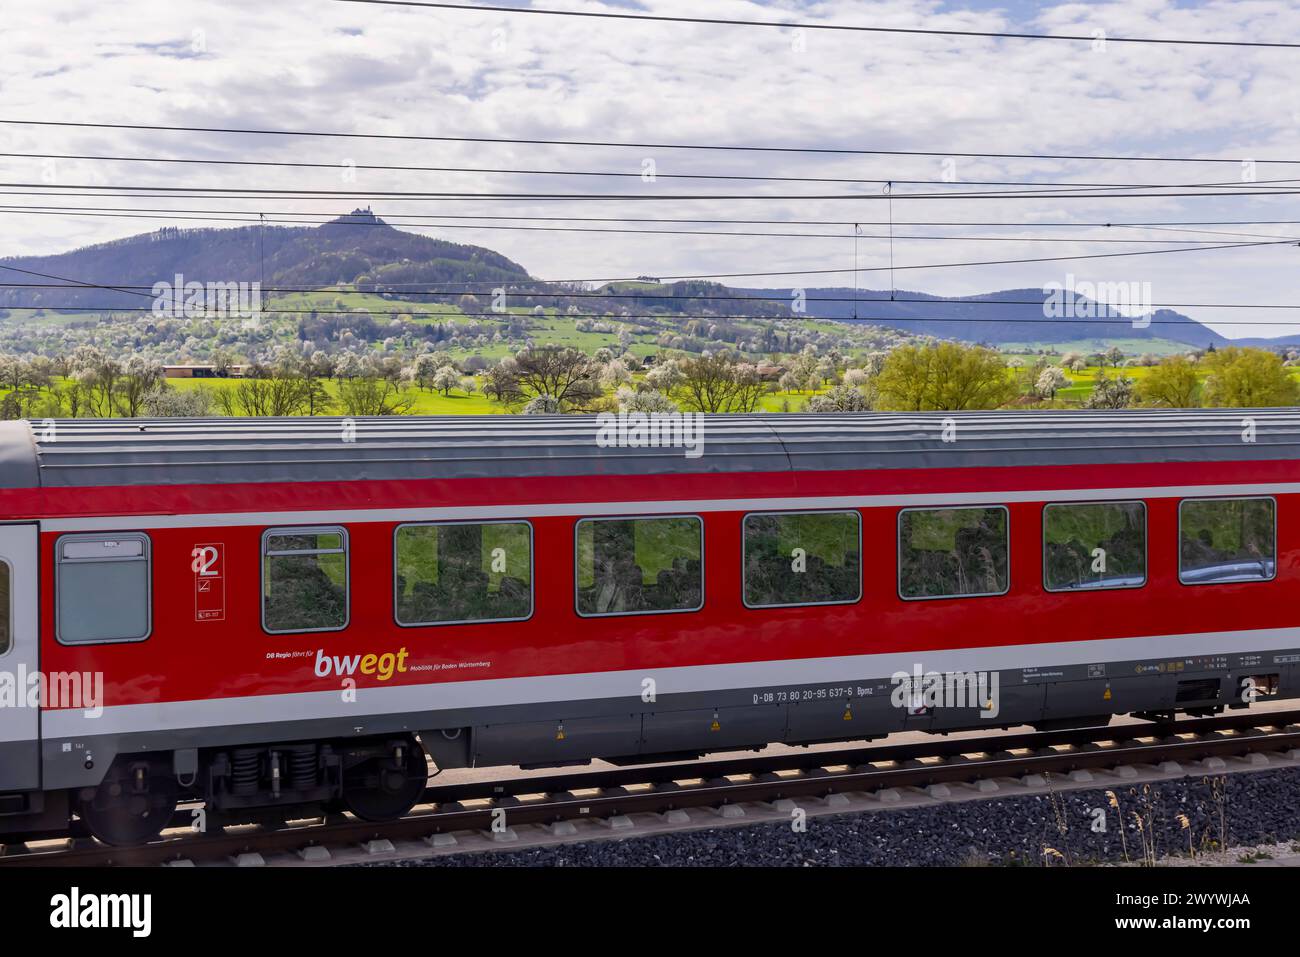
(262, 527, 349, 633)
(898, 506, 1009, 600)
(576, 516, 703, 616)
(1179, 497, 1276, 585)
(0, 562, 10, 656)
(55, 534, 151, 644)
(1043, 502, 1147, 592)
(743, 510, 861, 607)
(395, 522, 532, 626)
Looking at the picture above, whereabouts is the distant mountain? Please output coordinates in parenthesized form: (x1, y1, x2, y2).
(737, 286, 1231, 349)
(0, 214, 1281, 351)
(0, 209, 532, 312)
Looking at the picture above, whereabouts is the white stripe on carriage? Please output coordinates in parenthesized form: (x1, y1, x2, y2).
(41, 624, 1300, 739)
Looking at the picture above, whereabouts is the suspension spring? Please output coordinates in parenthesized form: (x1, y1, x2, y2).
(230, 748, 261, 796)
(288, 744, 319, 790)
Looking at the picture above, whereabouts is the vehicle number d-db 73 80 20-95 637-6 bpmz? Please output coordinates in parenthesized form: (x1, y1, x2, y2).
(753, 685, 868, 704)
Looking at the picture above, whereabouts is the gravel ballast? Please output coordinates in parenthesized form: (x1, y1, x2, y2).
(368, 766, 1300, 867)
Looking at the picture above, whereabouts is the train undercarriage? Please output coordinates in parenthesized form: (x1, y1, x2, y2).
(0, 660, 1283, 847)
(71, 734, 429, 846)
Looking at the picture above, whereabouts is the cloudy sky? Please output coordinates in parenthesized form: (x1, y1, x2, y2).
(2, 0, 1300, 336)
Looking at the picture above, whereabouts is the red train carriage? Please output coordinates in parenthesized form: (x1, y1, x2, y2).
(0, 410, 1296, 844)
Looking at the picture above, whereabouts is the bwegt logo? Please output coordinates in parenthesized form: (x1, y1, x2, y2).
(890, 664, 1000, 719)
(0, 667, 102, 717)
(595, 411, 706, 459)
(151, 273, 262, 318)
(1042, 273, 1153, 327)
(314, 647, 410, 682)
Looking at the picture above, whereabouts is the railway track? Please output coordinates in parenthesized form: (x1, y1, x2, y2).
(5, 710, 1299, 867)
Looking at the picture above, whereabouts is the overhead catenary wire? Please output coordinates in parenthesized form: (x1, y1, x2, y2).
(0, 133, 1294, 330)
(0, 214, 1282, 243)
(327, 0, 1300, 50)
(7, 203, 1300, 230)
(9, 203, 1294, 242)
(4, 262, 1299, 329)
(0, 236, 1296, 289)
(4, 304, 1298, 327)
(7, 180, 1300, 201)
(7, 202, 1300, 248)
(7, 150, 1298, 192)
(9, 282, 1300, 312)
(7, 118, 1300, 166)
(3, 204, 1300, 243)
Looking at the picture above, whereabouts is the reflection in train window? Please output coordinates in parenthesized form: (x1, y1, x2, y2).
(1179, 497, 1276, 584)
(1043, 502, 1147, 591)
(395, 522, 532, 625)
(0, 562, 9, 655)
(898, 506, 1009, 600)
(55, 534, 151, 644)
(576, 516, 703, 616)
(743, 510, 861, 607)
(262, 527, 349, 633)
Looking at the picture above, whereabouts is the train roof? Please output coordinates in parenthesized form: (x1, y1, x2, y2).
(0, 409, 1296, 488)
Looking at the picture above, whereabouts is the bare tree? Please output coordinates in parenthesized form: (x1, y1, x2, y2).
(338, 377, 416, 415)
(673, 352, 765, 413)
(495, 347, 602, 411)
(70, 347, 122, 417)
(216, 369, 313, 417)
(480, 357, 517, 402)
(115, 357, 164, 417)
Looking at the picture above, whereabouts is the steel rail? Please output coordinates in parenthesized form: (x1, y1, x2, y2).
(3, 710, 1297, 867)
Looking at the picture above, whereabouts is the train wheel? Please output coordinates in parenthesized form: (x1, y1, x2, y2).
(78, 764, 179, 847)
(341, 736, 428, 822)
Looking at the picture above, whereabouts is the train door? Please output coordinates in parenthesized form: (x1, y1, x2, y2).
(0, 523, 38, 792)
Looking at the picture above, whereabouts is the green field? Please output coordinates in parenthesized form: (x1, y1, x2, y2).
(28, 360, 1297, 416)
(166, 376, 505, 414)
(1052, 363, 1300, 403)
(167, 375, 830, 414)
(1053, 365, 1158, 402)
(1001, 338, 1195, 357)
